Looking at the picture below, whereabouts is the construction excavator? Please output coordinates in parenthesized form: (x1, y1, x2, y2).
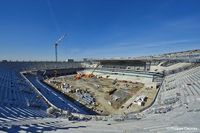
(74, 63, 100, 80)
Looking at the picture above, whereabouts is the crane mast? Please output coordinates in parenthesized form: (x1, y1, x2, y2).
(54, 34, 66, 62)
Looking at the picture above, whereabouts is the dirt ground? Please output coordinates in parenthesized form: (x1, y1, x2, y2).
(45, 73, 157, 115)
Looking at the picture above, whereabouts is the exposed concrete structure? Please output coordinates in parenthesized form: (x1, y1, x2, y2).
(0, 53, 200, 132)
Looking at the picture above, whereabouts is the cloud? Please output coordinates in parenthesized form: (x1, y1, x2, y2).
(162, 16, 200, 31)
(111, 39, 192, 49)
(86, 38, 200, 58)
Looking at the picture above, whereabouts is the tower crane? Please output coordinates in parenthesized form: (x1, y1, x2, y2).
(54, 34, 66, 62)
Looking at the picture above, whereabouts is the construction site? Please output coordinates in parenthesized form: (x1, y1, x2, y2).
(43, 62, 158, 115)
(0, 51, 200, 132)
(1, 0, 200, 132)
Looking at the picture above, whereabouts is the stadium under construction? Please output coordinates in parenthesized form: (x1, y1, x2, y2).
(0, 50, 200, 132)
